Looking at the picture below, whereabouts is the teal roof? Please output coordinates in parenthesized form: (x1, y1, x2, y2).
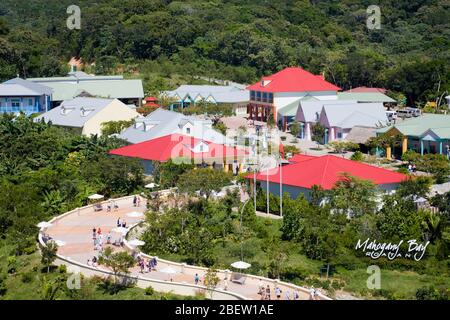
(338, 92, 396, 103)
(278, 99, 300, 116)
(377, 114, 450, 139)
(278, 95, 318, 117)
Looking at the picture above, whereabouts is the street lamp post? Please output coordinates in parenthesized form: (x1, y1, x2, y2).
(240, 197, 251, 262)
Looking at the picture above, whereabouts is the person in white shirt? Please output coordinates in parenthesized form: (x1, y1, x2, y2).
(285, 290, 291, 300)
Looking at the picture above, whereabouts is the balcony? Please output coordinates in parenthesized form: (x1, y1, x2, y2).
(0, 105, 40, 114)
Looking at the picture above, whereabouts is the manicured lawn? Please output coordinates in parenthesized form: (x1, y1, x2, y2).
(337, 267, 450, 299)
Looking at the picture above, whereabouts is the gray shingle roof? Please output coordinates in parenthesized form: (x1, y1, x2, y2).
(322, 103, 388, 128)
(296, 100, 357, 122)
(34, 97, 115, 128)
(119, 108, 229, 144)
(164, 85, 249, 103)
(1, 77, 53, 96)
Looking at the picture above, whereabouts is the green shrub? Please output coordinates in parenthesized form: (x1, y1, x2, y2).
(21, 271, 35, 283)
(58, 265, 67, 273)
(145, 286, 155, 296)
(396, 167, 409, 174)
(350, 151, 364, 161)
(7, 256, 18, 274)
(0, 273, 7, 296)
(331, 280, 343, 290)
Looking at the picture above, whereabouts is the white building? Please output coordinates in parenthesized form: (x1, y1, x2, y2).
(246, 67, 341, 129)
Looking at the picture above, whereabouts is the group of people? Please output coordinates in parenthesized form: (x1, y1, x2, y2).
(258, 280, 300, 300)
(41, 233, 53, 244)
(407, 163, 417, 173)
(133, 196, 141, 207)
(137, 255, 158, 273)
(92, 227, 112, 251)
(106, 200, 119, 212)
(309, 287, 320, 300)
(87, 256, 99, 267)
(116, 218, 127, 228)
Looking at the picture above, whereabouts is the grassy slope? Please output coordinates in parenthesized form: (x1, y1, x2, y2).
(151, 217, 450, 300)
(0, 243, 203, 300)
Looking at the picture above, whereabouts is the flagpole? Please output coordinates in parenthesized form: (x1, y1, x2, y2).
(279, 155, 283, 217)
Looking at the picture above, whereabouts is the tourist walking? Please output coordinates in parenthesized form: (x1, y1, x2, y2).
(117, 218, 121, 227)
(285, 289, 291, 300)
(265, 285, 271, 300)
(223, 278, 228, 291)
(137, 196, 141, 207)
(106, 232, 111, 244)
(309, 287, 315, 300)
(92, 227, 97, 240)
(293, 289, 299, 300)
(194, 273, 200, 285)
(133, 196, 137, 207)
(258, 279, 264, 295)
(275, 286, 282, 300)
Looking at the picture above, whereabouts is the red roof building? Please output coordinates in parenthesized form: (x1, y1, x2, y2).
(109, 134, 247, 174)
(246, 67, 341, 127)
(142, 96, 160, 108)
(246, 155, 406, 200)
(287, 154, 317, 163)
(247, 67, 341, 93)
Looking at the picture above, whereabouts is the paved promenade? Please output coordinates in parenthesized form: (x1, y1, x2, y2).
(44, 196, 328, 300)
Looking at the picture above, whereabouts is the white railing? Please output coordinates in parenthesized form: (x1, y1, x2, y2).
(38, 194, 331, 300)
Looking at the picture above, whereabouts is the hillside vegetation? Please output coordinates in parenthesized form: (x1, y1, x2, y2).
(0, 0, 448, 105)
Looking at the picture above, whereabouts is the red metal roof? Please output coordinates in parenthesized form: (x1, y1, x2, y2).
(345, 87, 388, 94)
(288, 154, 317, 163)
(109, 134, 247, 162)
(246, 155, 406, 190)
(247, 67, 341, 93)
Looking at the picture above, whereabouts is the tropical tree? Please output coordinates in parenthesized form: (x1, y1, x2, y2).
(101, 120, 135, 136)
(311, 123, 326, 147)
(98, 247, 135, 288)
(328, 141, 359, 154)
(204, 268, 220, 299)
(40, 275, 65, 300)
(289, 122, 301, 141)
(40, 241, 58, 273)
(177, 168, 231, 199)
(330, 174, 377, 217)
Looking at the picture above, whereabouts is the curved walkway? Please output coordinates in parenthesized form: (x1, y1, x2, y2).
(40, 195, 331, 300)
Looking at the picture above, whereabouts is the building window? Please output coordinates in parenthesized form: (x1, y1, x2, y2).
(337, 132, 343, 139)
(250, 91, 255, 100)
(256, 91, 261, 102)
(11, 99, 20, 108)
(28, 98, 33, 106)
(268, 93, 273, 103)
(262, 92, 267, 103)
(186, 127, 191, 134)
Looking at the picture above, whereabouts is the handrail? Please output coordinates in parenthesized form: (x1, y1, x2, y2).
(38, 194, 331, 300)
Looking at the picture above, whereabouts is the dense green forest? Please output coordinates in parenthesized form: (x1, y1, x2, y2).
(0, 0, 449, 105)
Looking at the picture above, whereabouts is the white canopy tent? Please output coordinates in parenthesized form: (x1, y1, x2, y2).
(128, 239, 145, 246)
(88, 194, 104, 200)
(230, 261, 251, 269)
(37, 221, 52, 229)
(126, 211, 144, 218)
